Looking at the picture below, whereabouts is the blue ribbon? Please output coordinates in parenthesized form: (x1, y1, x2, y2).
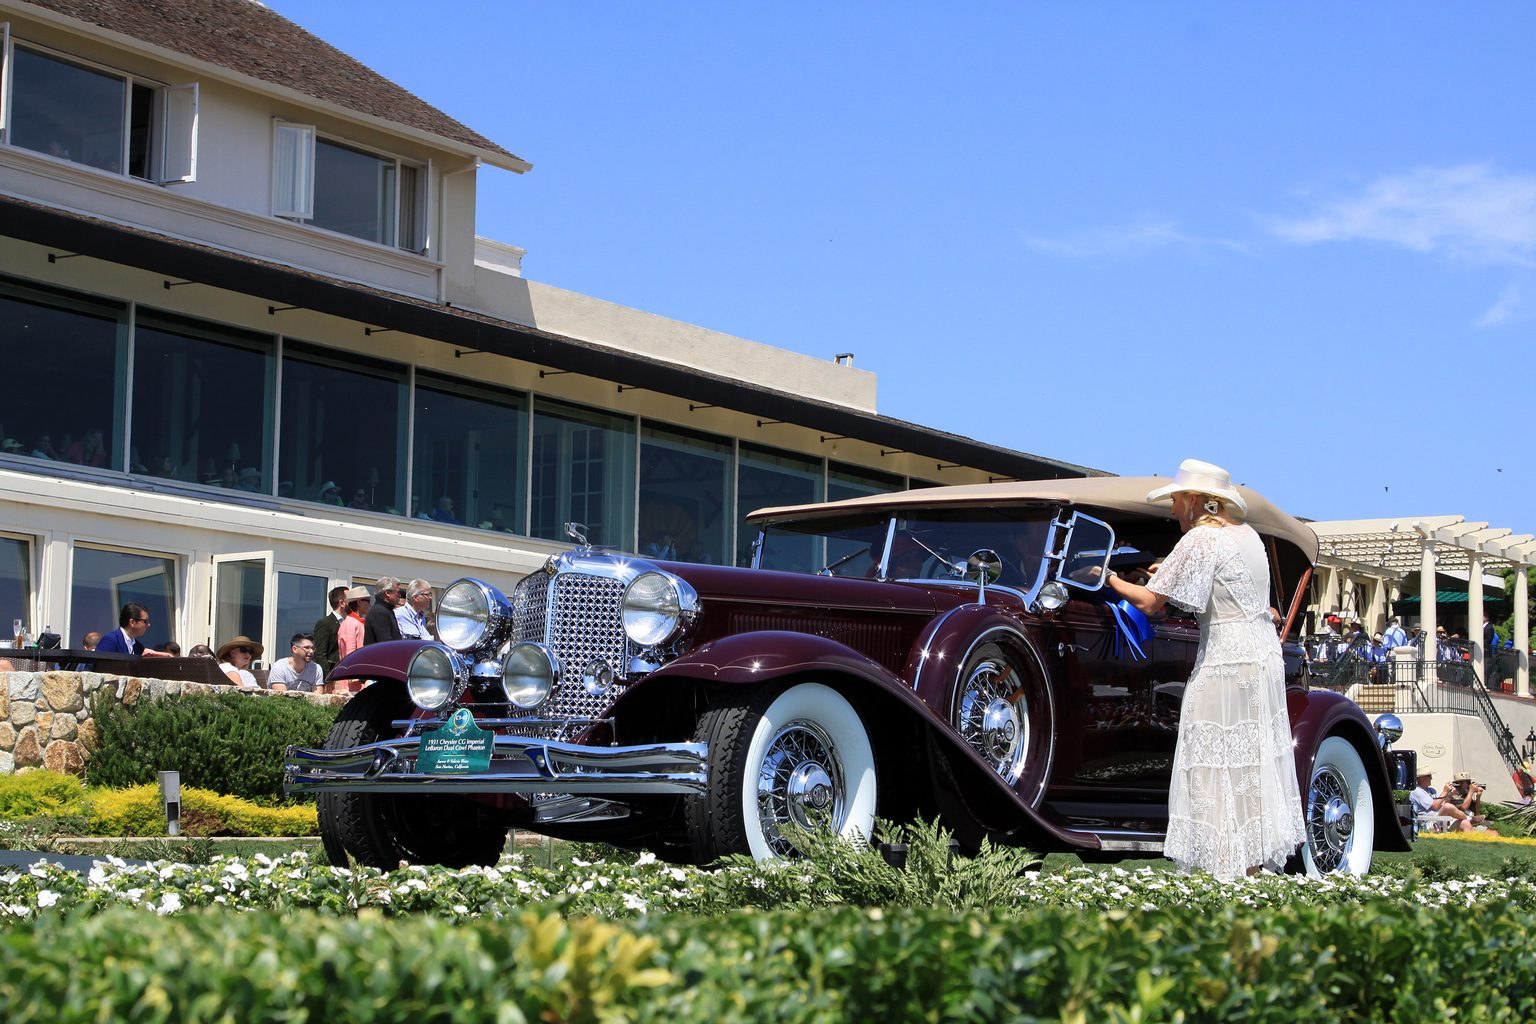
(1107, 599, 1154, 660)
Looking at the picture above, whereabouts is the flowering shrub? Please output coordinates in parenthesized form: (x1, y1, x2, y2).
(3, 847, 1535, 923)
(1421, 831, 1536, 847)
(86, 783, 317, 837)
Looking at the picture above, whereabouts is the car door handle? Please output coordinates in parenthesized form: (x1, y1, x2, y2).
(1057, 642, 1089, 656)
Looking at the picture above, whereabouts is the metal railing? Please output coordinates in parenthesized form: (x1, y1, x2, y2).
(1313, 654, 1524, 778)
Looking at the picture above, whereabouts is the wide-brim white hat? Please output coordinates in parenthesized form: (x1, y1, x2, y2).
(1145, 459, 1248, 516)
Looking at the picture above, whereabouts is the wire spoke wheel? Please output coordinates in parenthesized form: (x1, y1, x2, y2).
(1299, 735, 1375, 875)
(954, 655, 1028, 784)
(1305, 765, 1354, 873)
(756, 720, 846, 857)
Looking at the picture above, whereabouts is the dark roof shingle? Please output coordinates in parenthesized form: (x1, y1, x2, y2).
(16, 0, 527, 168)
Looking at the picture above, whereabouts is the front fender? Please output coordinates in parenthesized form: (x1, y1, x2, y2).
(1288, 688, 1412, 852)
(623, 630, 1101, 853)
(331, 639, 435, 683)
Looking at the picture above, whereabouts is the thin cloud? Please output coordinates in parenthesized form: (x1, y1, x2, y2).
(1019, 219, 1250, 259)
(1270, 164, 1536, 266)
(1476, 282, 1523, 327)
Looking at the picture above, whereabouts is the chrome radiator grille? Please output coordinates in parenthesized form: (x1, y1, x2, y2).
(509, 570, 631, 720)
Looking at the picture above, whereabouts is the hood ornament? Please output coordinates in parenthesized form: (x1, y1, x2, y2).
(564, 522, 590, 546)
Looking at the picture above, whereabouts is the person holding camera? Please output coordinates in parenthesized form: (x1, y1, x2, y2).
(1410, 769, 1491, 832)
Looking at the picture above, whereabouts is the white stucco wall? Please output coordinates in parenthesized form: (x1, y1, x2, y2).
(1395, 711, 1523, 804)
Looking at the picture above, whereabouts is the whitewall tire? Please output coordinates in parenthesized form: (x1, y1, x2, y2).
(1301, 736, 1375, 875)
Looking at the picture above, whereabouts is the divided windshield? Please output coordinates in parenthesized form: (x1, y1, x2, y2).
(757, 506, 1055, 587)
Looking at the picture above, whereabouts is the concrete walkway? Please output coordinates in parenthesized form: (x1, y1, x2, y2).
(0, 849, 150, 873)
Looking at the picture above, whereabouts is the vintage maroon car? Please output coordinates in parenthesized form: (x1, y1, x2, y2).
(286, 477, 1408, 873)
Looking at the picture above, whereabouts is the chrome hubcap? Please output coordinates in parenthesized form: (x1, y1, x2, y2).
(1307, 766, 1354, 872)
(955, 658, 1028, 783)
(758, 721, 845, 856)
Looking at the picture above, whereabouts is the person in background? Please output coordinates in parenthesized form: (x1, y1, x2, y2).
(395, 579, 434, 640)
(0, 658, 14, 672)
(268, 632, 322, 692)
(30, 434, 60, 461)
(80, 631, 101, 651)
(161, 641, 182, 656)
(312, 585, 348, 678)
(348, 488, 371, 510)
(189, 644, 215, 658)
(217, 636, 262, 688)
(1383, 616, 1408, 650)
(318, 481, 343, 506)
(364, 576, 404, 645)
(337, 586, 372, 660)
(432, 496, 463, 525)
(96, 603, 174, 658)
(66, 427, 106, 467)
(235, 467, 263, 493)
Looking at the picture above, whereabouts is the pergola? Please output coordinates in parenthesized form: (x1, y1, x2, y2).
(1309, 516, 1534, 695)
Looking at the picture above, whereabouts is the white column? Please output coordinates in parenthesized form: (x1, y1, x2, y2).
(1468, 552, 1485, 688)
(1420, 544, 1437, 683)
(1517, 566, 1530, 697)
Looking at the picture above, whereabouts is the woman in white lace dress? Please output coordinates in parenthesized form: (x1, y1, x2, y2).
(1104, 460, 1306, 878)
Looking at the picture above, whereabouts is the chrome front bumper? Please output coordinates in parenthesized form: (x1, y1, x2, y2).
(283, 736, 708, 797)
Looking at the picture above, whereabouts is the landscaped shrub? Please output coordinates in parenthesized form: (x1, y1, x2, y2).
(87, 689, 337, 802)
(4, 900, 1536, 1022)
(86, 784, 318, 837)
(0, 769, 90, 819)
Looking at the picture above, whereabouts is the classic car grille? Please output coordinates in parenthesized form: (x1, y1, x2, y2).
(729, 612, 908, 673)
(509, 570, 631, 721)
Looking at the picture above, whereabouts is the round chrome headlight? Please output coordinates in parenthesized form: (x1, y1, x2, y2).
(406, 645, 460, 711)
(621, 571, 697, 647)
(1036, 580, 1069, 611)
(437, 578, 511, 653)
(502, 641, 559, 709)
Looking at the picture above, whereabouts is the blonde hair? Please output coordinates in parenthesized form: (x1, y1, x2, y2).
(1181, 492, 1236, 530)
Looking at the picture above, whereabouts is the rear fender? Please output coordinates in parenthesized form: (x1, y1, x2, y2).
(612, 630, 1099, 853)
(1288, 688, 1412, 853)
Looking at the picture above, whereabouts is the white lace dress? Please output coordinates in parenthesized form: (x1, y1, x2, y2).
(1148, 524, 1306, 877)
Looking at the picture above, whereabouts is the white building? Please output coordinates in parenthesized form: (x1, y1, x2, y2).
(0, 0, 1095, 658)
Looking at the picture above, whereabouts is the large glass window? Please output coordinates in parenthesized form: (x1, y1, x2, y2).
(131, 312, 275, 489)
(0, 535, 32, 640)
(0, 276, 126, 471)
(71, 546, 177, 651)
(213, 558, 264, 652)
(531, 399, 635, 549)
(275, 571, 329, 651)
(639, 424, 731, 565)
(413, 373, 527, 530)
(312, 138, 396, 246)
(278, 341, 407, 514)
(737, 444, 823, 569)
(828, 462, 905, 503)
(9, 46, 130, 173)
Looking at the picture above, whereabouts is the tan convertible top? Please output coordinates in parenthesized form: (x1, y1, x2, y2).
(748, 476, 1319, 562)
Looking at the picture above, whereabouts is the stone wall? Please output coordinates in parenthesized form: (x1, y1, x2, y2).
(0, 672, 348, 775)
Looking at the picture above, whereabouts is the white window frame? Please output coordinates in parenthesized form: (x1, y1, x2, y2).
(0, 528, 39, 640)
(272, 121, 429, 252)
(211, 550, 274, 664)
(0, 34, 198, 183)
(67, 539, 187, 655)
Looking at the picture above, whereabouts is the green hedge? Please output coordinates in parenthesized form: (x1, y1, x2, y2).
(2, 901, 1535, 1022)
(87, 690, 336, 802)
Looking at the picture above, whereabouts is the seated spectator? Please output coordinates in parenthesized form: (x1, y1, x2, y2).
(161, 641, 182, 656)
(395, 579, 434, 640)
(337, 586, 372, 660)
(30, 434, 60, 461)
(1, 438, 22, 457)
(348, 488, 371, 510)
(80, 631, 101, 651)
(317, 481, 343, 505)
(96, 603, 173, 658)
(432, 496, 463, 525)
(189, 644, 215, 659)
(268, 633, 322, 692)
(235, 467, 263, 492)
(644, 532, 677, 561)
(67, 428, 106, 467)
(1410, 769, 1496, 833)
(151, 455, 176, 479)
(216, 636, 262, 688)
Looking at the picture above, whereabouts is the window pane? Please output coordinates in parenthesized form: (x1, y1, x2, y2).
(737, 444, 822, 570)
(0, 276, 126, 471)
(398, 164, 421, 252)
(71, 547, 176, 651)
(127, 81, 153, 179)
(311, 137, 396, 245)
(531, 399, 635, 549)
(413, 372, 526, 531)
(279, 342, 407, 514)
(828, 462, 905, 503)
(0, 536, 32, 638)
(214, 559, 264, 651)
(640, 423, 731, 565)
(131, 312, 275, 490)
(10, 47, 126, 172)
(275, 571, 329, 652)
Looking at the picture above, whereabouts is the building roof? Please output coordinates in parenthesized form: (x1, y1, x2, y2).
(14, 0, 529, 171)
(748, 475, 1320, 560)
(1310, 516, 1536, 575)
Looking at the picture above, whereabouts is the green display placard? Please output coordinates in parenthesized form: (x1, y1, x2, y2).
(416, 708, 494, 774)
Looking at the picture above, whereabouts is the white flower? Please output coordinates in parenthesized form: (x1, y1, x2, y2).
(157, 893, 182, 915)
(452, 904, 469, 914)
(124, 888, 145, 902)
(35, 890, 59, 908)
(622, 893, 648, 911)
(635, 852, 658, 867)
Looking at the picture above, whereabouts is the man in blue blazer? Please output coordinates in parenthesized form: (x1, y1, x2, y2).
(96, 603, 172, 658)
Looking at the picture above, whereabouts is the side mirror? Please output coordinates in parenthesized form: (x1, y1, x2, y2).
(965, 549, 1003, 602)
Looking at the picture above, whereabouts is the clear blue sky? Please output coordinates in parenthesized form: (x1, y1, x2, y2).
(273, 1, 1535, 538)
